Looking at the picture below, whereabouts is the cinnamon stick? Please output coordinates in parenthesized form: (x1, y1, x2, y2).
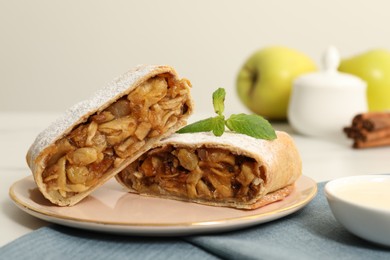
(361, 127, 390, 142)
(343, 127, 364, 139)
(352, 112, 390, 131)
(345, 127, 390, 141)
(354, 136, 390, 148)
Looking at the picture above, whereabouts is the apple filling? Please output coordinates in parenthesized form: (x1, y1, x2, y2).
(42, 75, 191, 198)
(120, 145, 267, 202)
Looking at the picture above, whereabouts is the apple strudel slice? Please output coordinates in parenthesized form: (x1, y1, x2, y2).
(116, 131, 302, 209)
(27, 65, 193, 206)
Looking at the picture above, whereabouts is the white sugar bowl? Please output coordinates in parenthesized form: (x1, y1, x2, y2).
(288, 46, 367, 137)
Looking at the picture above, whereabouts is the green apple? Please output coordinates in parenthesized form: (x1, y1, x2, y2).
(236, 46, 317, 120)
(338, 49, 390, 111)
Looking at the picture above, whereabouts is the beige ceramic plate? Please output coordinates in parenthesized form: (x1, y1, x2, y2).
(9, 175, 317, 236)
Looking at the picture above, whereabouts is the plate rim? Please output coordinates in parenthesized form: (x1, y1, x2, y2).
(9, 175, 317, 234)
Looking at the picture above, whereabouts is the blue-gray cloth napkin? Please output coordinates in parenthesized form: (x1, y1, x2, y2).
(1, 183, 389, 260)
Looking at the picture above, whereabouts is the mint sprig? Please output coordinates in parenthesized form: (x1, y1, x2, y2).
(177, 88, 277, 140)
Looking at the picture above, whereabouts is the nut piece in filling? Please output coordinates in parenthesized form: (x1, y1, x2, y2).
(120, 146, 267, 204)
(41, 75, 192, 200)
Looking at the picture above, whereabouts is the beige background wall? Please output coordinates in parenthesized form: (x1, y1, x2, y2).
(1, 0, 390, 116)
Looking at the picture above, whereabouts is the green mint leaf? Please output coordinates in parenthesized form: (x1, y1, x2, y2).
(177, 117, 214, 133)
(212, 88, 226, 116)
(212, 115, 225, 136)
(226, 113, 277, 140)
(177, 116, 225, 136)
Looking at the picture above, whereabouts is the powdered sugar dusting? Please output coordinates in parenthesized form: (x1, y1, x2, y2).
(28, 65, 161, 164)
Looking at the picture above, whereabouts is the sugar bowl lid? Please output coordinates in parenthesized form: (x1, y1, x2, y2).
(293, 46, 366, 89)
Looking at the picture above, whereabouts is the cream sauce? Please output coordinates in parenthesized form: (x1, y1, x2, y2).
(335, 181, 390, 210)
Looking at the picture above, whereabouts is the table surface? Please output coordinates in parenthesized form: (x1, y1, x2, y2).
(1, 112, 390, 247)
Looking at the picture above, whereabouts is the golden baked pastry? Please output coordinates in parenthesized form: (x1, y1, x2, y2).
(27, 65, 193, 206)
(116, 131, 302, 209)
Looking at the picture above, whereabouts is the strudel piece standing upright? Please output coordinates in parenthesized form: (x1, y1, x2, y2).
(27, 65, 194, 206)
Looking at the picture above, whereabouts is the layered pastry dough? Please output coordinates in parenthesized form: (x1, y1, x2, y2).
(117, 131, 302, 209)
(27, 65, 193, 206)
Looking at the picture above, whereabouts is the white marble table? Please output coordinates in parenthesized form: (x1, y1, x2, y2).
(1, 112, 390, 247)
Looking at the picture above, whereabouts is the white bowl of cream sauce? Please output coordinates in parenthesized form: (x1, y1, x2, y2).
(325, 175, 390, 247)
